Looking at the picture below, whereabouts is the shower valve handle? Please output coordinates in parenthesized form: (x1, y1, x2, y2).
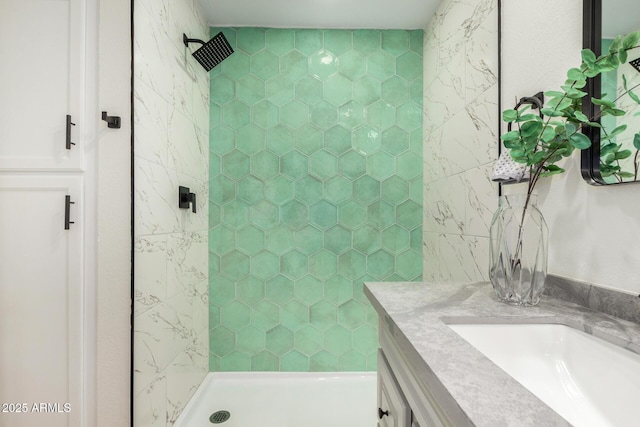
(179, 186, 197, 213)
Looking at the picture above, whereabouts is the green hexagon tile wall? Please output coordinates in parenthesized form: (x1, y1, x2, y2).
(209, 27, 423, 372)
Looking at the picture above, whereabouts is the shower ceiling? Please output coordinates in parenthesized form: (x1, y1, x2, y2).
(196, 0, 439, 29)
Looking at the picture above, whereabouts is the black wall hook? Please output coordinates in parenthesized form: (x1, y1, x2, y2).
(101, 111, 121, 129)
(179, 186, 197, 213)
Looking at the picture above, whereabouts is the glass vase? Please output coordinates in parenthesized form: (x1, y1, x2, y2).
(489, 194, 548, 306)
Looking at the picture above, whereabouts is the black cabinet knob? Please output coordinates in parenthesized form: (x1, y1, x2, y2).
(378, 408, 389, 419)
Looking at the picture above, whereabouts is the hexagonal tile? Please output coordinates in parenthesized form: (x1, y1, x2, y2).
(280, 300, 309, 331)
(324, 175, 351, 205)
(338, 200, 367, 229)
(222, 150, 249, 180)
(353, 29, 381, 55)
(280, 101, 309, 130)
(309, 201, 337, 229)
(221, 300, 251, 331)
(295, 75, 323, 106)
(338, 300, 367, 329)
(308, 250, 337, 280)
(252, 100, 279, 129)
(209, 201, 221, 226)
(309, 150, 337, 181)
(352, 278, 372, 303)
(221, 51, 251, 78)
(250, 200, 278, 230)
(368, 200, 395, 231)
(338, 150, 366, 179)
(367, 249, 394, 278)
(337, 250, 367, 280)
(396, 200, 421, 229)
(222, 200, 250, 229)
(211, 126, 235, 155)
(324, 275, 353, 305)
(210, 225, 235, 255)
(310, 300, 337, 331)
(397, 152, 422, 181)
(338, 101, 365, 130)
(219, 350, 250, 371)
(381, 224, 410, 253)
(265, 29, 294, 55)
(252, 299, 279, 331)
(339, 350, 367, 371)
(210, 276, 235, 306)
(367, 51, 395, 81)
(382, 30, 410, 56)
(209, 326, 235, 356)
(237, 124, 265, 155)
(381, 176, 410, 204)
(365, 101, 395, 131)
(410, 30, 423, 53)
(310, 100, 337, 130)
(295, 124, 323, 154)
(237, 27, 265, 54)
(237, 175, 264, 204)
(223, 100, 251, 129)
(309, 49, 338, 80)
(295, 176, 323, 205)
(324, 324, 351, 356)
(324, 125, 352, 155)
(266, 75, 294, 107)
(280, 50, 308, 80)
(324, 225, 351, 255)
(236, 75, 265, 105)
(295, 324, 323, 355)
(237, 275, 265, 305)
(367, 151, 395, 180)
(265, 226, 295, 255)
(397, 51, 422, 81)
(353, 76, 381, 106)
(251, 250, 279, 280)
(324, 30, 352, 56)
(211, 75, 235, 104)
(210, 103, 221, 128)
(281, 150, 308, 179)
(251, 350, 279, 371)
(339, 51, 367, 81)
(396, 249, 422, 280)
(410, 128, 422, 154)
(381, 76, 409, 106)
(295, 29, 323, 55)
(352, 324, 378, 354)
(236, 226, 265, 255)
(294, 226, 324, 256)
(281, 199, 308, 229)
(397, 102, 422, 131)
(410, 226, 421, 251)
(324, 74, 352, 107)
(251, 50, 279, 80)
(353, 175, 380, 205)
(251, 150, 279, 180)
(410, 79, 423, 103)
(265, 125, 294, 156)
(281, 350, 309, 371)
(310, 350, 338, 371)
(210, 174, 236, 204)
(221, 250, 250, 280)
(266, 325, 294, 355)
(264, 176, 294, 205)
(353, 126, 381, 155)
(281, 250, 308, 280)
(237, 325, 265, 354)
(294, 275, 324, 305)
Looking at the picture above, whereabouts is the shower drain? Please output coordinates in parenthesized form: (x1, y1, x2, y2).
(209, 410, 231, 424)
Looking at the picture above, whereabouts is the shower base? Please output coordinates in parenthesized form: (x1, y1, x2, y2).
(173, 371, 376, 427)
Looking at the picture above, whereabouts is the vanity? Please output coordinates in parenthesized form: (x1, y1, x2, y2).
(365, 281, 640, 427)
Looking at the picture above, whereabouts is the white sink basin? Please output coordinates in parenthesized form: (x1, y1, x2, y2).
(448, 323, 640, 427)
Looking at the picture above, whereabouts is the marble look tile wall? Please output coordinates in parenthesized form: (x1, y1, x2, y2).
(423, 0, 499, 282)
(133, 0, 209, 425)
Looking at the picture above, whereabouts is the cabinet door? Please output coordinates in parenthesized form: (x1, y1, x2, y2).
(378, 350, 411, 427)
(0, 0, 85, 171)
(0, 175, 83, 427)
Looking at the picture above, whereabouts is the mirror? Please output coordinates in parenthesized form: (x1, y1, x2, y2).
(582, 0, 640, 184)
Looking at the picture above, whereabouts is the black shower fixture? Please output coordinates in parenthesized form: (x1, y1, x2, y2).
(630, 57, 640, 73)
(183, 32, 234, 72)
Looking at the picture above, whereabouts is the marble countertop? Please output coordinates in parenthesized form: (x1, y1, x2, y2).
(364, 281, 640, 427)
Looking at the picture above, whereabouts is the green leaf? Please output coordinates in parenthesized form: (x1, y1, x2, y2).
(623, 31, 640, 49)
(610, 124, 628, 137)
(619, 50, 628, 64)
(634, 133, 640, 150)
(501, 130, 521, 142)
(569, 132, 591, 149)
(566, 68, 584, 81)
(610, 108, 627, 117)
(541, 126, 555, 142)
(601, 143, 619, 156)
(581, 49, 597, 65)
(545, 90, 565, 98)
(516, 113, 542, 122)
(627, 88, 640, 105)
(618, 172, 636, 179)
(565, 88, 588, 99)
(591, 97, 616, 108)
(615, 149, 632, 160)
(502, 109, 518, 122)
(574, 111, 589, 122)
(520, 121, 542, 138)
(540, 107, 566, 117)
(609, 35, 623, 53)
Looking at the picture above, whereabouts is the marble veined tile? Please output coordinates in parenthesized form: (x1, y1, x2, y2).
(438, 234, 490, 283)
(422, 231, 442, 281)
(134, 374, 167, 427)
(465, 5, 498, 102)
(424, 175, 466, 234)
(135, 158, 180, 235)
(193, 76, 210, 132)
(167, 231, 208, 298)
(189, 279, 209, 335)
(423, 19, 440, 88)
(168, 108, 208, 180)
(170, 48, 197, 121)
(166, 0, 208, 54)
(436, 0, 476, 67)
(134, 80, 169, 166)
(424, 48, 466, 130)
(464, 163, 498, 237)
(134, 235, 168, 317)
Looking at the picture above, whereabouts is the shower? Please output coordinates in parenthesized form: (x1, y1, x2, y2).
(183, 31, 234, 71)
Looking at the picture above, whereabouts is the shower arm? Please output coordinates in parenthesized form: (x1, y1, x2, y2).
(183, 33, 206, 47)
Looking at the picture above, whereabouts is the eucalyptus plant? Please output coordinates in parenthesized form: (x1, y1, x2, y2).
(501, 30, 640, 199)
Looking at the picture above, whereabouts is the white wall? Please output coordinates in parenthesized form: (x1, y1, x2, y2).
(501, 0, 640, 295)
(132, 0, 211, 425)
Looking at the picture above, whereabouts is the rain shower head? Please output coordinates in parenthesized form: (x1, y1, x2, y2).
(630, 57, 640, 73)
(183, 32, 234, 72)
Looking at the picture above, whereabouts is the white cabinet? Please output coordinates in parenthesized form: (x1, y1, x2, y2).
(378, 350, 411, 427)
